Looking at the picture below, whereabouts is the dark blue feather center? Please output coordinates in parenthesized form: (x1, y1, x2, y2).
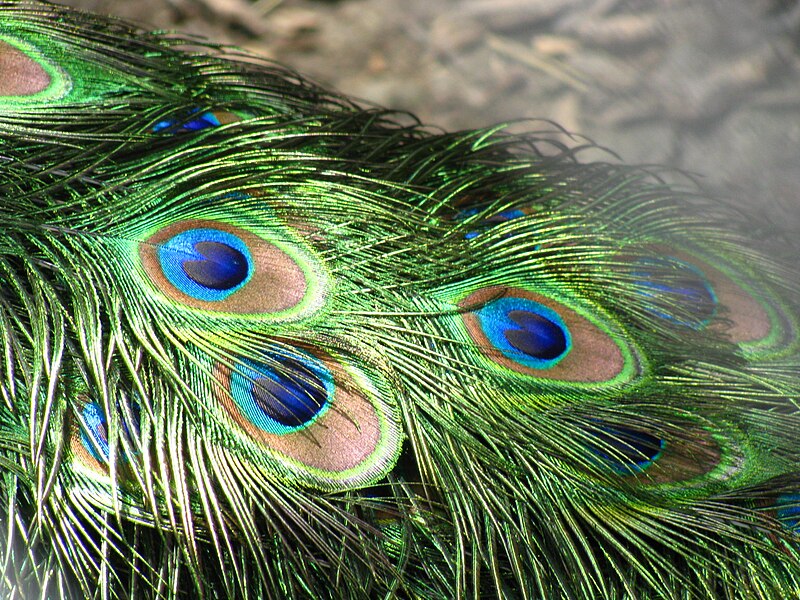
(504, 310, 569, 360)
(476, 297, 572, 369)
(79, 401, 140, 464)
(632, 258, 717, 329)
(777, 494, 800, 532)
(586, 424, 665, 474)
(229, 352, 333, 434)
(182, 241, 249, 291)
(462, 208, 526, 239)
(157, 227, 253, 302)
(251, 357, 328, 427)
(153, 110, 221, 133)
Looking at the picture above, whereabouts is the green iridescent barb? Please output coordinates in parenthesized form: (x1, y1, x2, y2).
(1, 2, 799, 598)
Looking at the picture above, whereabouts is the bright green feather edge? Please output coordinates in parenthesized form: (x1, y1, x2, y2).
(0, 28, 129, 106)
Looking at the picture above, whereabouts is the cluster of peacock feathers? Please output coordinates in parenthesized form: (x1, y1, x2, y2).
(1, 2, 799, 598)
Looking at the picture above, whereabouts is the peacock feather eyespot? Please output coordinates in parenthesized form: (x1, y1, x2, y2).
(776, 494, 800, 533)
(457, 208, 529, 240)
(139, 218, 326, 319)
(459, 286, 640, 385)
(152, 109, 244, 134)
(71, 400, 141, 476)
(475, 296, 571, 368)
(157, 227, 253, 302)
(227, 351, 333, 435)
(583, 422, 666, 476)
(79, 402, 111, 465)
(632, 245, 799, 356)
(210, 346, 402, 488)
(629, 256, 718, 330)
(582, 421, 750, 489)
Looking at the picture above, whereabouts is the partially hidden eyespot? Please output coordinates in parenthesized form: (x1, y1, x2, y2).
(152, 109, 243, 134)
(629, 256, 718, 330)
(777, 494, 800, 533)
(584, 422, 665, 475)
(226, 351, 332, 435)
(73, 400, 141, 475)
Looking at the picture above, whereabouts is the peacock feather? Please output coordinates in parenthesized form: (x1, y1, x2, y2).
(1, 2, 799, 598)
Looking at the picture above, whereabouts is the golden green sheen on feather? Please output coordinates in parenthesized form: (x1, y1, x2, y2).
(0, 2, 799, 599)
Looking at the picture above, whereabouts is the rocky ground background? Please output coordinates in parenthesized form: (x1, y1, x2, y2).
(61, 0, 800, 230)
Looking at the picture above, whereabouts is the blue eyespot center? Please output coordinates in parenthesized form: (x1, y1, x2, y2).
(505, 310, 568, 360)
(456, 208, 526, 240)
(79, 401, 140, 464)
(158, 228, 253, 302)
(631, 257, 717, 329)
(777, 494, 800, 533)
(585, 424, 665, 475)
(229, 353, 333, 434)
(80, 402, 109, 463)
(476, 297, 572, 368)
(153, 110, 222, 133)
(182, 241, 249, 291)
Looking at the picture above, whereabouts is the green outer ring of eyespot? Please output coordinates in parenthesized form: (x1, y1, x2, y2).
(0, 33, 70, 103)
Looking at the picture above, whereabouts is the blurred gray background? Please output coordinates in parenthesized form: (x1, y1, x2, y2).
(62, 0, 800, 230)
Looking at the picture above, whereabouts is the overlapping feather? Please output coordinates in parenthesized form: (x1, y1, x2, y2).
(0, 2, 799, 599)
